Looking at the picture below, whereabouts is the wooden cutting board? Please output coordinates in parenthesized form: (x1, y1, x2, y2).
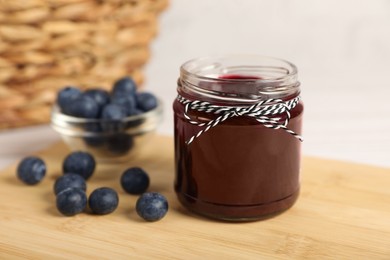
(0, 135, 389, 259)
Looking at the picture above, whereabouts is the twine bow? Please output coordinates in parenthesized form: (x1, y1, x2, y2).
(177, 95, 303, 145)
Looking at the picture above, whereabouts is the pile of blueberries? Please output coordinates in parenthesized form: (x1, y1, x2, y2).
(16, 152, 168, 222)
(56, 77, 158, 156)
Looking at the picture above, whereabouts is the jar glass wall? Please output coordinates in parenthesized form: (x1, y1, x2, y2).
(173, 55, 303, 221)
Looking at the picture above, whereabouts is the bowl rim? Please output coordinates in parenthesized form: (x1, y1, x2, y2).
(51, 98, 163, 124)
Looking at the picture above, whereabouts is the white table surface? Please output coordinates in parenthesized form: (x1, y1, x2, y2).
(1, 0, 389, 170)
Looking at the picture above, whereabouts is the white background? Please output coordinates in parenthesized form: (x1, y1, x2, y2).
(1, 0, 389, 168)
(144, 0, 390, 167)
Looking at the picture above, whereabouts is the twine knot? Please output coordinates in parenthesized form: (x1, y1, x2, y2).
(177, 95, 303, 145)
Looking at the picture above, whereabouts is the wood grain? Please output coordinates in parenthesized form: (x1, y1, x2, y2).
(0, 135, 389, 259)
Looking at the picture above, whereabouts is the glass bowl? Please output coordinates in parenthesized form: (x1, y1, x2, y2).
(51, 100, 163, 163)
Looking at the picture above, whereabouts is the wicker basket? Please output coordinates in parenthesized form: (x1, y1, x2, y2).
(0, 0, 168, 129)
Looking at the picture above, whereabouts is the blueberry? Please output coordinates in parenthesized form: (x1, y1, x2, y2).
(112, 77, 137, 96)
(126, 109, 145, 128)
(85, 122, 103, 133)
(63, 95, 99, 118)
(84, 89, 110, 114)
(63, 151, 96, 180)
(54, 173, 87, 195)
(57, 86, 82, 113)
(125, 110, 144, 128)
(136, 92, 158, 112)
(88, 187, 119, 215)
(100, 104, 127, 132)
(120, 167, 149, 195)
(107, 133, 134, 155)
(111, 95, 137, 116)
(84, 136, 106, 148)
(16, 156, 46, 185)
(133, 109, 143, 116)
(83, 123, 105, 147)
(136, 192, 168, 222)
(56, 188, 87, 216)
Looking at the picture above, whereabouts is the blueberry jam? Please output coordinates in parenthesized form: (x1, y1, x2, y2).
(173, 56, 303, 221)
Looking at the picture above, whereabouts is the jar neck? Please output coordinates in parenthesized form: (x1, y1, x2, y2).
(178, 55, 300, 104)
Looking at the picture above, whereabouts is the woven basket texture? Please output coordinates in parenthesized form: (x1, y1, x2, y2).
(0, 0, 168, 129)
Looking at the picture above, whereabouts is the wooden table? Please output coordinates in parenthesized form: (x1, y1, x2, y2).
(0, 135, 389, 259)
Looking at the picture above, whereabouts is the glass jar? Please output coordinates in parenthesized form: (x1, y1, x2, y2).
(173, 55, 303, 221)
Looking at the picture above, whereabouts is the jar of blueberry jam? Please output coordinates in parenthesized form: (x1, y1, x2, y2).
(173, 55, 304, 221)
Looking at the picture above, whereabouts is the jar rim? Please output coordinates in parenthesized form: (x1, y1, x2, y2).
(179, 55, 300, 100)
(181, 54, 297, 83)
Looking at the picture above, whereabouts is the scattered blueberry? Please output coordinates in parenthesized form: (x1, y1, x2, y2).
(57, 86, 82, 112)
(136, 92, 158, 112)
(100, 104, 127, 132)
(111, 95, 137, 116)
(54, 173, 87, 195)
(84, 89, 110, 114)
(107, 133, 134, 155)
(64, 95, 99, 118)
(56, 188, 87, 216)
(136, 192, 168, 222)
(16, 156, 46, 185)
(88, 187, 119, 215)
(120, 167, 150, 195)
(112, 77, 137, 96)
(63, 151, 96, 180)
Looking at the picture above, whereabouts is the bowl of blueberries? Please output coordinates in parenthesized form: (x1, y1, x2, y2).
(51, 76, 163, 162)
